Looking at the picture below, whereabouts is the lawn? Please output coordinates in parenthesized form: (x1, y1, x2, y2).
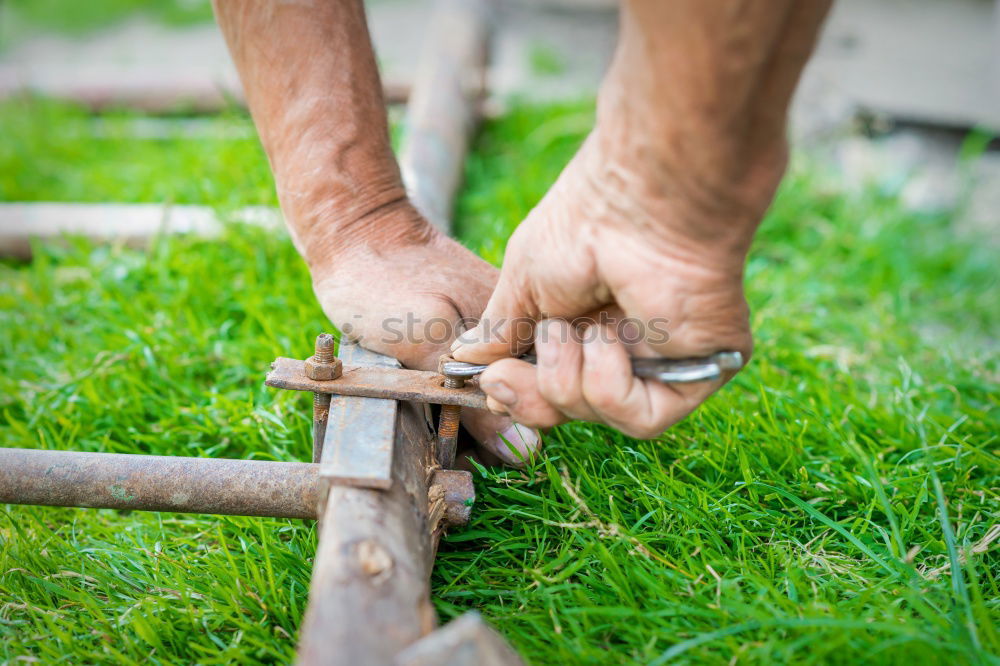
(1, 97, 998, 665)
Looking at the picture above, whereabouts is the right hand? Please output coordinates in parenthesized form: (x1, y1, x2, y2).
(451, 131, 783, 438)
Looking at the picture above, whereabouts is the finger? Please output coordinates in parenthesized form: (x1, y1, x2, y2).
(580, 323, 724, 438)
(534, 318, 598, 422)
(479, 358, 568, 430)
(460, 407, 542, 467)
(450, 270, 537, 364)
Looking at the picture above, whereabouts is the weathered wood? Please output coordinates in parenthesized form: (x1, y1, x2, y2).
(0, 203, 282, 259)
(296, 1, 507, 662)
(395, 612, 525, 666)
(297, 344, 438, 665)
(398, 0, 490, 233)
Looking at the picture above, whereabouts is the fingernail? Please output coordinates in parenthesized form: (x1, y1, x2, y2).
(481, 380, 516, 406)
(450, 329, 479, 352)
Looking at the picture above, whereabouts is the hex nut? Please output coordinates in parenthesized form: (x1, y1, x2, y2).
(430, 469, 474, 528)
(304, 355, 343, 381)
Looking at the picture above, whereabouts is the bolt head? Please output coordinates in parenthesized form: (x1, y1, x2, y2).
(304, 355, 343, 381)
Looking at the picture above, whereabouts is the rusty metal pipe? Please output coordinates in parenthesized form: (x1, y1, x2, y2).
(0, 448, 320, 519)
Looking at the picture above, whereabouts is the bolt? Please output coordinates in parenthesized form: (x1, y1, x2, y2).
(436, 355, 465, 468)
(310, 333, 338, 463)
(304, 333, 343, 381)
(314, 332, 336, 364)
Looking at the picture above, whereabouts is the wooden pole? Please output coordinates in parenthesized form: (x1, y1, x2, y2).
(0, 203, 281, 260)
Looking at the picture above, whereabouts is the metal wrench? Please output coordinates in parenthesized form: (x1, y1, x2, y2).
(440, 350, 744, 384)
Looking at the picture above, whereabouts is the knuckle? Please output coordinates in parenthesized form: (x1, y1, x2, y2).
(537, 374, 578, 410)
(584, 381, 622, 412)
(508, 403, 563, 430)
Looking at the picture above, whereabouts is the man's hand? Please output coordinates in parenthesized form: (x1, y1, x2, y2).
(215, 0, 828, 448)
(311, 201, 540, 464)
(452, 0, 830, 438)
(450, 135, 761, 437)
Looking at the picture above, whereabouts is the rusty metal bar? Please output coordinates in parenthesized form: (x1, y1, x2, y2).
(317, 344, 400, 490)
(266, 357, 488, 410)
(0, 448, 320, 519)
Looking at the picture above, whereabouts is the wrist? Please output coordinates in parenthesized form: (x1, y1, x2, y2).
(293, 193, 436, 279)
(575, 127, 781, 269)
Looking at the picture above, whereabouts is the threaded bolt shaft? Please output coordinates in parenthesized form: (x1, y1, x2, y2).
(311, 333, 336, 463)
(314, 333, 336, 364)
(436, 375, 465, 467)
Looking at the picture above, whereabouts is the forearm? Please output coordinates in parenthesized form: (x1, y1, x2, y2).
(213, 0, 424, 267)
(592, 0, 831, 256)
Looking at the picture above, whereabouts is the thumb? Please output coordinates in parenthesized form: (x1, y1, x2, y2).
(450, 272, 538, 363)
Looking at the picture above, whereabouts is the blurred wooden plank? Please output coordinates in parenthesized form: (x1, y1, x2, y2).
(0, 202, 282, 259)
(803, 0, 1000, 131)
(0, 12, 418, 111)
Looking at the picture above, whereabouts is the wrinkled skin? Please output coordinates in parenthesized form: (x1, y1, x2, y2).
(453, 1, 831, 438)
(310, 201, 539, 463)
(214, 0, 830, 459)
(452, 133, 769, 437)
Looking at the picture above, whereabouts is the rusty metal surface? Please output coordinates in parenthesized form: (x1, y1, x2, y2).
(310, 334, 337, 464)
(0, 448, 320, 519)
(318, 343, 400, 489)
(313, 392, 331, 464)
(429, 469, 474, 529)
(266, 356, 488, 410)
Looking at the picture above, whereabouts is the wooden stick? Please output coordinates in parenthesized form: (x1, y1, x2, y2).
(0, 80, 410, 113)
(396, 612, 525, 666)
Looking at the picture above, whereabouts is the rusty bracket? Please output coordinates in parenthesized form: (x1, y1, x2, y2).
(266, 356, 487, 410)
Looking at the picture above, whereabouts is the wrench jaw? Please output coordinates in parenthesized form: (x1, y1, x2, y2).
(439, 359, 489, 378)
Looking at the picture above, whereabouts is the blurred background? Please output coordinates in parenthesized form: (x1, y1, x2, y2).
(1, 0, 999, 234)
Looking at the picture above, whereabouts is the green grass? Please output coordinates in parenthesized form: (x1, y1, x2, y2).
(2, 0, 214, 39)
(1, 98, 998, 664)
